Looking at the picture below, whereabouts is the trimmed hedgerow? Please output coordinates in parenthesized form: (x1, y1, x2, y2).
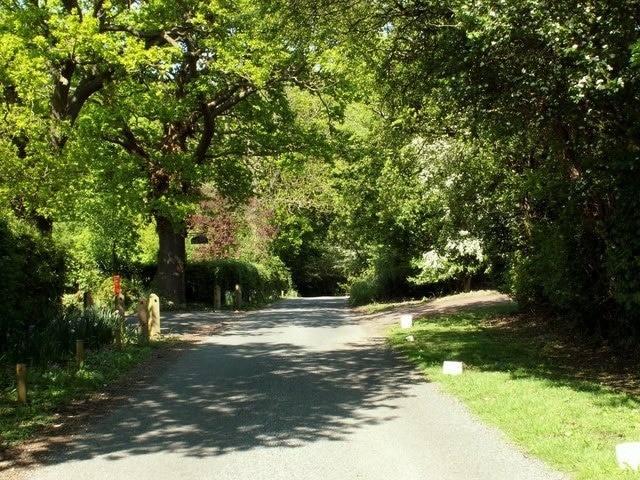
(185, 259, 291, 306)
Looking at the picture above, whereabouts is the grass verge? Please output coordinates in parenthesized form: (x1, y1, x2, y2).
(388, 304, 640, 480)
(0, 340, 171, 448)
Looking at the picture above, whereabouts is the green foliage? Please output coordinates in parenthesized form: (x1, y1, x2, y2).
(0, 0, 368, 305)
(94, 275, 148, 312)
(369, 247, 416, 299)
(2, 0, 638, 347)
(375, 0, 640, 342)
(348, 277, 378, 307)
(348, 247, 444, 306)
(254, 91, 353, 295)
(28, 307, 122, 365)
(185, 259, 290, 306)
(0, 216, 66, 362)
(410, 231, 487, 289)
(54, 220, 149, 292)
(0, 0, 148, 230)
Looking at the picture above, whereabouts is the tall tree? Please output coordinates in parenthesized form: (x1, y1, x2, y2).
(376, 0, 640, 335)
(76, 0, 363, 303)
(0, 0, 145, 232)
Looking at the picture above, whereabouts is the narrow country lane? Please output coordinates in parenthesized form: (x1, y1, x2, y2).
(25, 297, 567, 480)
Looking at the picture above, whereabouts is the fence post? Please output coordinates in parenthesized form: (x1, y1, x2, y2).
(137, 296, 149, 342)
(83, 291, 94, 310)
(115, 293, 125, 348)
(234, 284, 242, 311)
(16, 363, 27, 404)
(214, 285, 221, 311)
(148, 293, 160, 340)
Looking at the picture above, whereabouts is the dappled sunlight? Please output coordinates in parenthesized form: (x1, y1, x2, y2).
(390, 311, 640, 404)
(39, 298, 418, 465)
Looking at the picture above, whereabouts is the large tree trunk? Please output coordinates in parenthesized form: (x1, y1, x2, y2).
(463, 275, 472, 293)
(156, 215, 186, 306)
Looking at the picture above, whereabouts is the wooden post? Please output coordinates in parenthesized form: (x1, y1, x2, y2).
(137, 297, 149, 341)
(234, 284, 242, 311)
(76, 339, 85, 366)
(16, 363, 27, 404)
(116, 293, 125, 317)
(115, 293, 125, 347)
(148, 293, 160, 340)
(213, 285, 221, 311)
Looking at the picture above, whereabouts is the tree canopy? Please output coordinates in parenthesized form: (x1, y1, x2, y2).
(1, 0, 639, 344)
(371, 0, 640, 337)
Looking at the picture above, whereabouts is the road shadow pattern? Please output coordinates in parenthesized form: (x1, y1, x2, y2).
(45, 297, 420, 464)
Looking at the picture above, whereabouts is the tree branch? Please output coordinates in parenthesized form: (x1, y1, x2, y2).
(67, 67, 113, 125)
(208, 82, 258, 117)
(103, 123, 150, 160)
(101, 23, 188, 49)
(194, 103, 215, 165)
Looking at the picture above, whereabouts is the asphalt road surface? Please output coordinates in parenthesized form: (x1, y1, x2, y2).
(26, 297, 567, 480)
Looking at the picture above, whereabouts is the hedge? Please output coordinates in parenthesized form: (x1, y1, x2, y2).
(185, 259, 291, 306)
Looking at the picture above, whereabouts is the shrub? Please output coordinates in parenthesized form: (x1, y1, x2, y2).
(30, 307, 122, 364)
(185, 259, 291, 306)
(0, 216, 66, 363)
(94, 275, 147, 311)
(372, 248, 417, 299)
(348, 277, 378, 306)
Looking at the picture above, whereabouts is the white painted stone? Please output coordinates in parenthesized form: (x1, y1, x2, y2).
(400, 314, 413, 329)
(442, 361, 463, 375)
(616, 442, 640, 470)
(405, 335, 415, 342)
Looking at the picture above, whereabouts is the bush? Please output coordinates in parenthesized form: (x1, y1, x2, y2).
(0, 216, 66, 363)
(30, 307, 122, 364)
(94, 275, 147, 311)
(185, 259, 291, 306)
(511, 213, 613, 337)
(348, 277, 378, 306)
(372, 248, 417, 299)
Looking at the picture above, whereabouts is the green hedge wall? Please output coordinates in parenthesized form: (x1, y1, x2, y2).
(185, 259, 291, 306)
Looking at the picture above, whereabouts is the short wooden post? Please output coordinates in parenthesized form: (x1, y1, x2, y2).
(213, 285, 221, 310)
(137, 297, 149, 341)
(234, 284, 242, 311)
(148, 293, 160, 340)
(76, 339, 85, 366)
(16, 363, 27, 404)
(116, 293, 125, 317)
(115, 293, 125, 347)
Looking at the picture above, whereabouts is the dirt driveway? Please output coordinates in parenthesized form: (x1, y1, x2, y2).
(357, 290, 513, 337)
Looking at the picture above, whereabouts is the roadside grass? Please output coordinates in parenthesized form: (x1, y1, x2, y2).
(0, 339, 172, 448)
(388, 304, 640, 480)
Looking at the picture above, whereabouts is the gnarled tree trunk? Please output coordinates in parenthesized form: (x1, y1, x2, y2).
(156, 215, 186, 306)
